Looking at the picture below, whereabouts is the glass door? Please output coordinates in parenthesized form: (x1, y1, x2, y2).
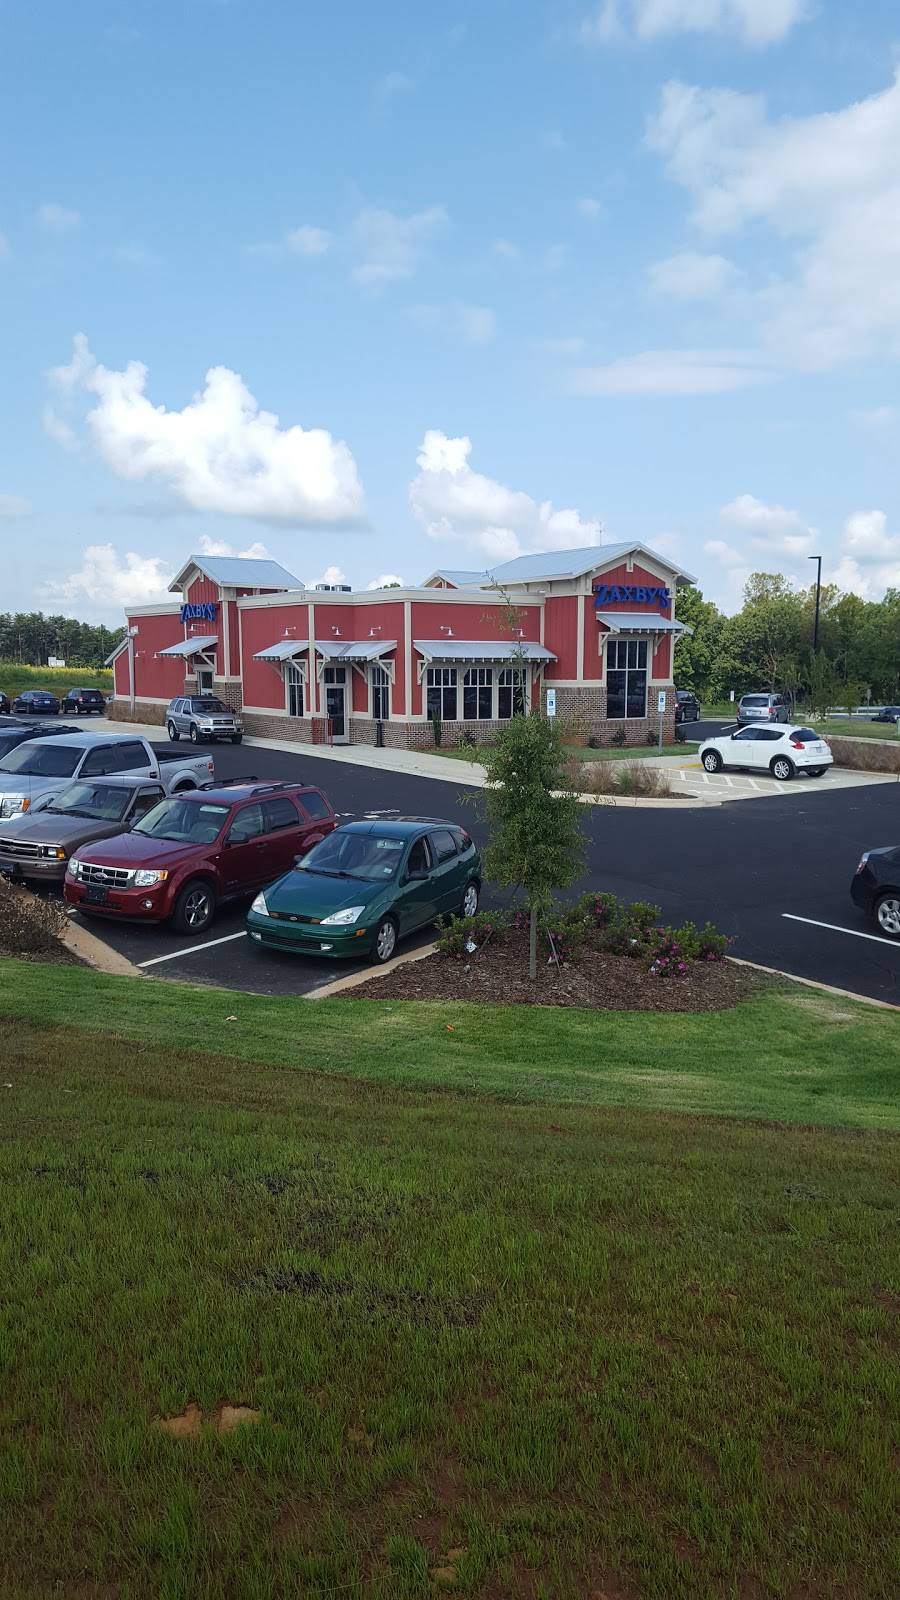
(323, 666, 348, 742)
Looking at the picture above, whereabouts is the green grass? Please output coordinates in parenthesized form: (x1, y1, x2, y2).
(816, 717, 900, 742)
(0, 987, 897, 1599)
(443, 742, 700, 763)
(0, 661, 113, 698)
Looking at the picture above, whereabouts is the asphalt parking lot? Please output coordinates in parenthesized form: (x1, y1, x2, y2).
(47, 726, 900, 1006)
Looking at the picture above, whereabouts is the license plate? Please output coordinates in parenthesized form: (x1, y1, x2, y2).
(85, 885, 109, 905)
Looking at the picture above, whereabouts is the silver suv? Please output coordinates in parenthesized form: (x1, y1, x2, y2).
(166, 696, 243, 744)
(737, 692, 794, 727)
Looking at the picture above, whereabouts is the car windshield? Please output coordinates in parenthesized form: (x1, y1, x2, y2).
(298, 830, 406, 881)
(46, 781, 131, 821)
(0, 743, 82, 777)
(190, 698, 228, 713)
(741, 695, 769, 706)
(133, 798, 229, 844)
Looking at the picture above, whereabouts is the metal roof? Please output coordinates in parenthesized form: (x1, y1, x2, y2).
(169, 555, 304, 593)
(471, 543, 696, 587)
(422, 568, 485, 588)
(253, 638, 309, 661)
(595, 613, 688, 634)
(414, 639, 556, 662)
(315, 639, 397, 662)
(158, 635, 218, 657)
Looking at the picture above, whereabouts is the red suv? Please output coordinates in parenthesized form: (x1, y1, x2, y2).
(64, 781, 336, 934)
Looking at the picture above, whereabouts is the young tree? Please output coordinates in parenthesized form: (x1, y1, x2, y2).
(480, 712, 585, 981)
(673, 585, 725, 697)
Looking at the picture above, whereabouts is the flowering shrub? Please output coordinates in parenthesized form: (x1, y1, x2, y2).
(647, 920, 731, 975)
(437, 909, 510, 959)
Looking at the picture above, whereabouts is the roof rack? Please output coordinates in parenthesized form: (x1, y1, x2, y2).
(198, 775, 260, 789)
(196, 778, 309, 795)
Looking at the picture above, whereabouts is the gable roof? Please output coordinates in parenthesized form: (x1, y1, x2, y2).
(420, 544, 695, 590)
(169, 554, 304, 593)
(421, 568, 486, 588)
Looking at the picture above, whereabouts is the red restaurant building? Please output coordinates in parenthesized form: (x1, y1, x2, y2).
(107, 544, 694, 747)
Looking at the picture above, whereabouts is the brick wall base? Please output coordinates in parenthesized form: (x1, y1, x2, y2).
(543, 685, 678, 747)
(213, 679, 244, 712)
(242, 712, 313, 743)
(108, 701, 167, 726)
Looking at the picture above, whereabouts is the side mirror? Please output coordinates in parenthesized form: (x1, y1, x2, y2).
(406, 867, 427, 882)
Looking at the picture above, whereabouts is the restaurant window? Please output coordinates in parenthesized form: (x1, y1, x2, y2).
(498, 667, 526, 719)
(371, 664, 390, 721)
(426, 667, 457, 721)
(285, 662, 304, 718)
(463, 666, 493, 720)
(606, 638, 648, 720)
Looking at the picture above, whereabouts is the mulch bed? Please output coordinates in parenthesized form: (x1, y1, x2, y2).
(343, 929, 764, 1013)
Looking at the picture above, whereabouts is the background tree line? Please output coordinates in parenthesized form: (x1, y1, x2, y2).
(675, 574, 900, 710)
(0, 613, 123, 669)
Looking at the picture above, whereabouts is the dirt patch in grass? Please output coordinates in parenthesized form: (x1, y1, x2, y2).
(344, 930, 765, 1013)
(156, 1401, 260, 1437)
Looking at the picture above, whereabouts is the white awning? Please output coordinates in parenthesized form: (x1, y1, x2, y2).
(315, 639, 397, 662)
(595, 613, 689, 635)
(158, 635, 218, 658)
(253, 638, 310, 662)
(414, 639, 556, 663)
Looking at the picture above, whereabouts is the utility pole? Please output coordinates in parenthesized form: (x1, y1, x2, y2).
(808, 554, 822, 652)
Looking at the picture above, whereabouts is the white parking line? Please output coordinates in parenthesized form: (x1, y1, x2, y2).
(782, 913, 900, 949)
(138, 931, 247, 968)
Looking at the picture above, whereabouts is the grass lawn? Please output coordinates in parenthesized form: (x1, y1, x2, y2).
(442, 742, 700, 763)
(0, 660, 113, 699)
(1, 967, 898, 1599)
(815, 718, 900, 743)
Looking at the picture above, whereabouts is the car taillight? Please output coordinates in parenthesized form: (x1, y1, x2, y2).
(791, 740, 804, 750)
(206, 760, 214, 772)
(855, 853, 869, 874)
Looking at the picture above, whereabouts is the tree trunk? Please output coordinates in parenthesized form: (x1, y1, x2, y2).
(529, 905, 537, 981)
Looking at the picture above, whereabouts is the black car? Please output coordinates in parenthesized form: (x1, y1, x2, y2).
(851, 847, 900, 938)
(61, 687, 106, 716)
(11, 690, 60, 716)
(0, 692, 9, 715)
(870, 706, 900, 724)
(674, 689, 700, 724)
(0, 720, 76, 762)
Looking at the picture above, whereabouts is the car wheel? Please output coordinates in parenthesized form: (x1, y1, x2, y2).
(167, 720, 179, 742)
(702, 750, 723, 772)
(771, 756, 794, 781)
(172, 879, 216, 935)
(189, 724, 200, 744)
(371, 916, 398, 965)
(460, 881, 479, 919)
(231, 733, 243, 744)
(874, 894, 900, 939)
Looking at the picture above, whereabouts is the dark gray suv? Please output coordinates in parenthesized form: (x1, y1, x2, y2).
(737, 692, 794, 727)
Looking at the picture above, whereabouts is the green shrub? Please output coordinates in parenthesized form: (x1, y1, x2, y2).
(437, 908, 510, 958)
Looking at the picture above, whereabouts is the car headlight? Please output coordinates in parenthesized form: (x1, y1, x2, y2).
(133, 869, 168, 888)
(40, 846, 67, 860)
(0, 795, 26, 818)
(250, 891, 270, 915)
(319, 905, 365, 926)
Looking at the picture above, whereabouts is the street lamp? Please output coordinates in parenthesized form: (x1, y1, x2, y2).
(808, 554, 822, 652)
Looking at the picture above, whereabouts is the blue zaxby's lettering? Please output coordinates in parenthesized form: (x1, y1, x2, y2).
(594, 584, 671, 609)
(180, 602, 218, 623)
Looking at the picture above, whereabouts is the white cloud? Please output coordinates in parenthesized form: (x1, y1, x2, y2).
(286, 225, 333, 257)
(720, 493, 816, 556)
(412, 302, 496, 344)
(0, 494, 31, 518)
(350, 205, 447, 289)
(704, 538, 744, 566)
(43, 405, 79, 452)
(577, 197, 604, 220)
(367, 573, 404, 589)
(42, 543, 173, 617)
(409, 430, 601, 564)
(197, 534, 272, 560)
(48, 334, 365, 524)
(36, 202, 80, 233)
(582, 0, 806, 46)
(850, 406, 898, 430)
(646, 73, 900, 369)
(308, 563, 349, 588)
(649, 251, 735, 300)
(831, 513, 900, 600)
(567, 349, 768, 396)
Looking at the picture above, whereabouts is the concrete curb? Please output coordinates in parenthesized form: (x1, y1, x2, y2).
(302, 941, 439, 999)
(727, 954, 899, 1011)
(61, 911, 144, 978)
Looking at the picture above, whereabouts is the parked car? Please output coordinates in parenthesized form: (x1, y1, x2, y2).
(61, 688, 106, 716)
(0, 775, 165, 882)
(11, 690, 60, 716)
(166, 696, 243, 744)
(247, 818, 481, 964)
(870, 706, 900, 724)
(64, 781, 336, 934)
(0, 720, 78, 764)
(0, 732, 212, 819)
(737, 692, 794, 726)
(699, 724, 832, 781)
(851, 848, 900, 938)
(674, 689, 700, 724)
(0, 692, 10, 715)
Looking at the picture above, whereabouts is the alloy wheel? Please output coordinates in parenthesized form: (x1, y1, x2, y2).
(184, 887, 211, 930)
(876, 897, 900, 938)
(462, 883, 479, 918)
(375, 920, 396, 963)
(772, 758, 793, 781)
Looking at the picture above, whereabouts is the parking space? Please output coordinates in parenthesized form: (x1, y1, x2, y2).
(667, 761, 897, 800)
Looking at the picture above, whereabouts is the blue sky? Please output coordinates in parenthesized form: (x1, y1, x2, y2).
(2, 0, 900, 622)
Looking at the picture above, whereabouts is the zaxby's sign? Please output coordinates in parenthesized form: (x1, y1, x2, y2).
(594, 583, 672, 610)
(180, 602, 218, 624)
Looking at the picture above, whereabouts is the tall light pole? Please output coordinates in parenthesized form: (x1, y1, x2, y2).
(808, 554, 822, 652)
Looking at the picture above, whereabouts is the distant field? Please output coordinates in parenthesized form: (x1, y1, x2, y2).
(817, 717, 900, 742)
(0, 661, 113, 699)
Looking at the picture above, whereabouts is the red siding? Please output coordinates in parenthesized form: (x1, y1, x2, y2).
(590, 561, 676, 683)
(312, 600, 407, 718)
(239, 601, 310, 712)
(542, 596, 579, 679)
(113, 651, 130, 697)
(409, 598, 540, 714)
(128, 611, 193, 700)
(653, 637, 672, 679)
(227, 600, 241, 676)
(186, 575, 219, 605)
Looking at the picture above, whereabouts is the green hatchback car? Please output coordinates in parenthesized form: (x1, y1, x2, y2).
(246, 817, 481, 963)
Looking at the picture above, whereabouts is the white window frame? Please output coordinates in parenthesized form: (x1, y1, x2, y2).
(284, 661, 305, 718)
(426, 666, 458, 721)
(463, 666, 493, 720)
(497, 665, 527, 719)
(371, 663, 390, 721)
(606, 637, 648, 720)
